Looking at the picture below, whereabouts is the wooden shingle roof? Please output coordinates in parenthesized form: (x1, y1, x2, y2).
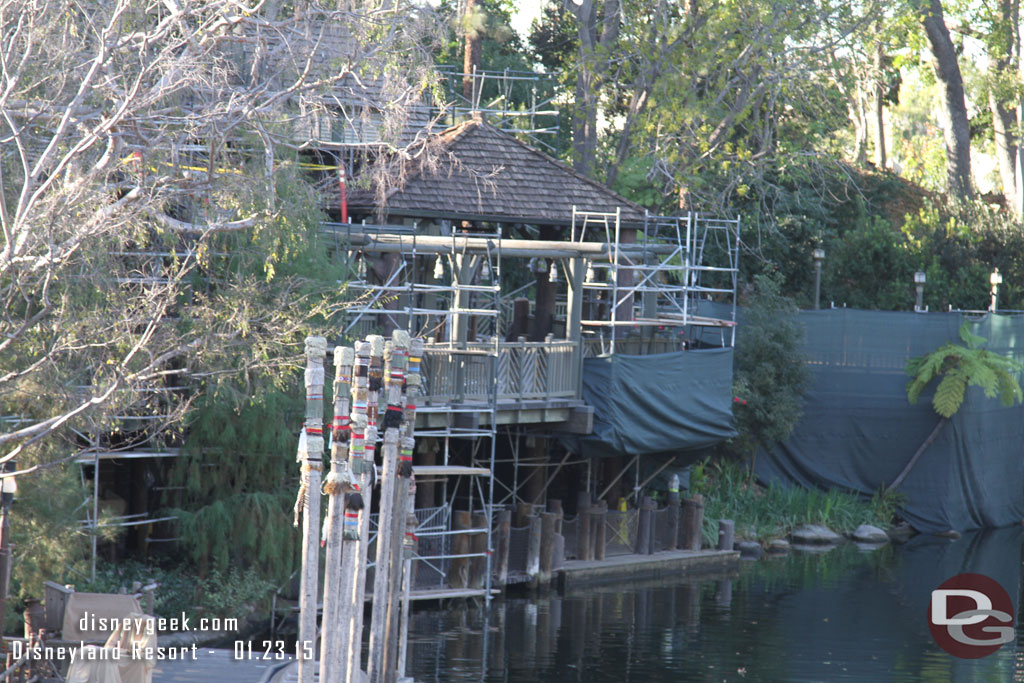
(349, 118, 647, 226)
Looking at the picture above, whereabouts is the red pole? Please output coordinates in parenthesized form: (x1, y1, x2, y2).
(338, 160, 349, 225)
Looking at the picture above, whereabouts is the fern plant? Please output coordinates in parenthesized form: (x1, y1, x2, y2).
(887, 322, 1024, 492)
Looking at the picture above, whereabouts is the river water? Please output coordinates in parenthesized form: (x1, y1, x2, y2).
(406, 527, 1024, 682)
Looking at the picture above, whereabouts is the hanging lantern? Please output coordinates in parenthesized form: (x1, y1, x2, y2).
(585, 262, 596, 283)
(548, 261, 560, 283)
(433, 255, 444, 280)
(480, 259, 492, 281)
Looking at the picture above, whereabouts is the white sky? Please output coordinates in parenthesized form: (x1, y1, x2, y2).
(510, 0, 545, 40)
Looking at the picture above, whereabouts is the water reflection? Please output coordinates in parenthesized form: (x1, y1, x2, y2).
(407, 527, 1024, 682)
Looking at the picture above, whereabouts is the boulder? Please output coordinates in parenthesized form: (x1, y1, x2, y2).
(768, 539, 790, 554)
(852, 524, 888, 544)
(735, 540, 765, 559)
(791, 524, 841, 544)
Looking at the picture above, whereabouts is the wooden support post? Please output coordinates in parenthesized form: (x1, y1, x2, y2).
(635, 495, 654, 555)
(590, 500, 607, 561)
(666, 491, 681, 552)
(450, 510, 471, 589)
(575, 492, 591, 561)
(681, 494, 704, 551)
(344, 337, 377, 683)
(493, 509, 511, 587)
(368, 330, 411, 683)
(470, 512, 489, 589)
(396, 475, 418, 681)
(547, 499, 563, 534)
(717, 519, 735, 552)
(297, 336, 326, 683)
(539, 512, 556, 585)
(526, 515, 542, 585)
(319, 346, 353, 683)
(548, 500, 564, 569)
(515, 502, 532, 528)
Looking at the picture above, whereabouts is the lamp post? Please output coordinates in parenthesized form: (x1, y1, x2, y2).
(812, 248, 825, 310)
(914, 271, 926, 312)
(990, 268, 1003, 312)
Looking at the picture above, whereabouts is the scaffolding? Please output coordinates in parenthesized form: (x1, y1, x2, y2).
(570, 208, 740, 355)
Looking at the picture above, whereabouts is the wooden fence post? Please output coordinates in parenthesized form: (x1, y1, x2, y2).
(451, 510, 471, 588)
(539, 512, 556, 585)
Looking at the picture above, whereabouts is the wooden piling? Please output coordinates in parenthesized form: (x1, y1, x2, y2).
(319, 346, 353, 683)
(470, 512, 489, 589)
(666, 491, 680, 551)
(539, 512, 556, 584)
(635, 496, 654, 555)
(297, 336, 326, 683)
(681, 494, 704, 551)
(493, 508, 511, 587)
(590, 500, 607, 561)
(526, 515, 542, 585)
(575, 492, 591, 560)
(451, 510, 471, 588)
(717, 518, 735, 552)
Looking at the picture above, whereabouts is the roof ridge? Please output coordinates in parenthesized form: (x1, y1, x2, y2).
(463, 121, 646, 215)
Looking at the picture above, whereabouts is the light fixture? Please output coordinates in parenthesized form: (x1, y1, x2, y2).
(480, 259, 492, 281)
(549, 261, 560, 283)
(812, 247, 825, 310)
(433, 255, 444, 280)
(585, 262, 596, 283)
(914, 271, 926, 312)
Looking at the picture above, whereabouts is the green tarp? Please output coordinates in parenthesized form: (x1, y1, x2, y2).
(756, 309, 1024, 533)
(572, 348, 737, 461)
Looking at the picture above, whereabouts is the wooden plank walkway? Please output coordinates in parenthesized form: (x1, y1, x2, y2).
(555, 548, 740, 591)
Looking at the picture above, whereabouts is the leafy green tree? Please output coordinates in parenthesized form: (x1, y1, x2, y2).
(731, 273, 810, 470)
(887, 322, 1023, 491)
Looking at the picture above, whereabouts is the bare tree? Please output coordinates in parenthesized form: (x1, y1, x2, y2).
(0, 0, 441, 477)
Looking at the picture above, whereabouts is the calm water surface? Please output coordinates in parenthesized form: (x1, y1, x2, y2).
(406, 527, 1024, 682)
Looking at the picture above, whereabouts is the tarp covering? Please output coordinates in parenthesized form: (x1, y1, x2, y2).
(756, 309, 1024, 533)
(572, 348, 736, 461)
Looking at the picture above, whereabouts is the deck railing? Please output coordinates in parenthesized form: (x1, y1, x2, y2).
(420, 340, 580, 403)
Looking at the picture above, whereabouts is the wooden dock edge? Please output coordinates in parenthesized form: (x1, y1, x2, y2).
(554, 549, 741, 592)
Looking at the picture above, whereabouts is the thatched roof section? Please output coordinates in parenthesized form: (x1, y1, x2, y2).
(348, 117, 647, 226)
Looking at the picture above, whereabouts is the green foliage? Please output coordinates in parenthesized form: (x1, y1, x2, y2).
(78, 559, 272, 622)
(905, 322, 1024, 419)
(694, 459, 905, 545)
(731, 273, 810, 456)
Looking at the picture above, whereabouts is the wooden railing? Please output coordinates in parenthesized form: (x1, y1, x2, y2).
(421, 340, 580, 403)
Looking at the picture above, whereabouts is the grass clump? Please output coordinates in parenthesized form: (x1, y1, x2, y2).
(692, 459, 904, 546)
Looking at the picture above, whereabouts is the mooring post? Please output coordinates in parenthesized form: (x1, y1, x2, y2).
(635, 495, 654, 555)
(493, 508, 511, 587)
(345, 336, 381, 683)
(539, 512, 556, 585)
(548, 500, 564, 569)
(591, 500, 607, 561)
(470, 511, 489, 589)
(717, 519, 735, 552)
(451, 509, 471, 588)
(681, 494, 704, 551)
(320, 346, 354, 683)
(527, 515, 542, 586)
(296, 336, 326, 683)
(666, 476, 681, 551)
(575, 491, 591, 560)
(368, 331, 410, 683)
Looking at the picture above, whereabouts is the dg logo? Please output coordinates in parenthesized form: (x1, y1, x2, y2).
(928, 573, 1016, 658)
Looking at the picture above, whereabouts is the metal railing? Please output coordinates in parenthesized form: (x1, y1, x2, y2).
(420, 340, 579, 404)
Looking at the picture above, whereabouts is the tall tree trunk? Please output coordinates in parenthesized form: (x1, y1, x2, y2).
(873, 33, 887, 169)
(887, 417, 947, 492)
(462, 0, 482, 103)
(990, 0, 1018, 209)
(920, 0, 973, 200)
